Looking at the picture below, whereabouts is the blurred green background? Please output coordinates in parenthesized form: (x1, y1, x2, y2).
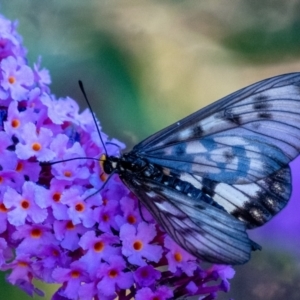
(2, 0, 300, 299)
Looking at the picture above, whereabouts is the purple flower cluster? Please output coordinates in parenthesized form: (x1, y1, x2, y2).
(0, 14, 235, 300)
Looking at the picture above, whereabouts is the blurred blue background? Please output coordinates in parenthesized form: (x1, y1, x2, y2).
(1, 1, 300, 299)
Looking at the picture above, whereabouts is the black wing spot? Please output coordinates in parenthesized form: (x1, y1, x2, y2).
(258, 112, 272, 119)
(232, 202, 271, 228)
(174, 143, 186, 156)
(254, 95, 269, 102)
(201, 178, 217, 197)
(253, 102, 271, 110)
(226, 113, 241, 125)
(192, 125, 203, 137)
(223, 150, 235, 163)
(260, 194, 285, 214)
(249, 205, 271, 225)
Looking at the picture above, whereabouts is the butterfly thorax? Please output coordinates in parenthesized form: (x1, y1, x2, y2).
(103, 153, 161, 177)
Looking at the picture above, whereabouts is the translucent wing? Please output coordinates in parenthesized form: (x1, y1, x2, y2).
(122, 175, 261, 265)
(133, 73, 300, 184)
(178, 166, 291, 229)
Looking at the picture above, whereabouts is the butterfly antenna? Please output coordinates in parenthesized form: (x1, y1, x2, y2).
(85, 171, 116, 200)
(78, 80, 108, 157)
(41, 157, 102, 166)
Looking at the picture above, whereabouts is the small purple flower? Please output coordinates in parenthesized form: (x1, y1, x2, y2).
(207, 265, 235, 292)
(12, 224, 57, 255)
(34, 178, 69, 219)
(164, 235, 197, 276)
(60, 187, 96, 227)
(0, 56, 34, 101)
(15, 122, 56, 161)
(120, 222, 163, 266)
(93, 197, 120, 232)
(0, 18, 26, 60)
(14, 159, 41, 182)
(4, 254, 44, 297)
(52, 261, 89, 300)
(51, 142, 90, 182)
(134, 265, 161, 287)
(79, 231, 119, 276)
(31, 244, 70, 283)
(53, 220, 86, 251)
(3, 182, 48, 226)
(115, 196, 144, 228)
(97, 255, 133, 296)
(4, 100, 38, 138)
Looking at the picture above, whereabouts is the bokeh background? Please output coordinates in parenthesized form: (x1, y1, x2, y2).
(1, 0, 300, 299)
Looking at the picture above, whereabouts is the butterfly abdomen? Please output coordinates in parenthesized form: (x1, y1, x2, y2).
(114, 153, 226, 211)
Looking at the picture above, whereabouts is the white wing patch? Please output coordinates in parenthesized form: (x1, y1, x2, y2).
(179, 173, 203, 190)
(213, 183, 249, 212)
(185, 141, 208, 154)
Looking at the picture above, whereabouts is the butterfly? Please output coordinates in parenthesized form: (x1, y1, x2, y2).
(97, 73, 300, 265)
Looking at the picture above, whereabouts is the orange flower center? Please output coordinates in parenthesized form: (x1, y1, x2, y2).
(127, 215, 136, 224)
(102, 214, 109, 222)
(71, 270, 80, 278)
(64, 171, 72, 178)
(8, 76, 16, 84)
(66, 221, 75, 230)
(52, 249, 59, 256)
(133, 240, 143, 251)
(140, 269, 149, 278)
(18, 261, 28, 267)
(174, 252, 182, 262)
(31, 228, 42, 238)
(16, 161, 23, 172)
(108, 269, 118, 278)
(32, 142, 41, 151)
(11, 119, 20, 128)
(52, 192, 61, 202)
(0, 203, 8, 212)
(75, 203, 85, 212)
(94, 241, 104, 252)
(21, 199, 30, 209)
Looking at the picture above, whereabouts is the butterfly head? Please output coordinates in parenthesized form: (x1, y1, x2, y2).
(101, 155, 119, 174)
